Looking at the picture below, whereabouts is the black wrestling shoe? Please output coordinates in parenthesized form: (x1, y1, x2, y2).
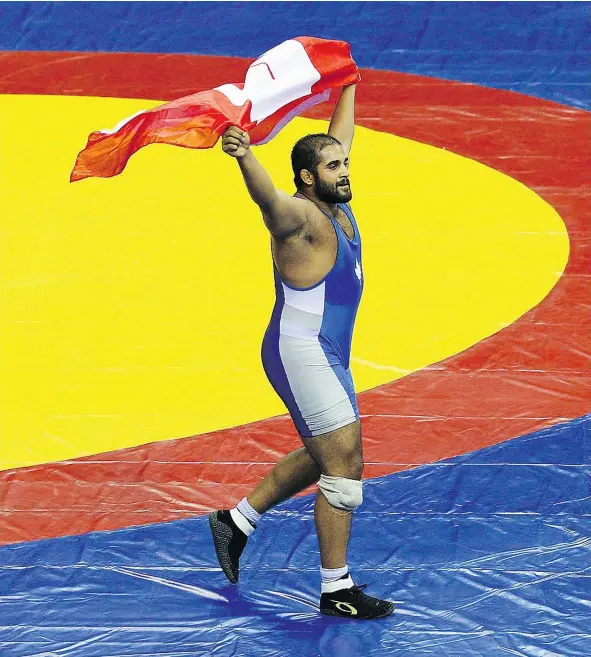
(208, 510, 250, 584)
(320, 583, 395, 620)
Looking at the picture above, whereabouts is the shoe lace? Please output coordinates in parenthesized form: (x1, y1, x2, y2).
(351, 584, 386, 607)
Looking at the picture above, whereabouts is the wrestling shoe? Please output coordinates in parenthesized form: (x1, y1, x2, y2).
(320, 583, 395, 619)
(208, 509, 251, 584)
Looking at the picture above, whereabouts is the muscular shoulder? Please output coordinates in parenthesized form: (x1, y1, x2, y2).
(289, 195, 337, 243)
(261, 191, 313, 239)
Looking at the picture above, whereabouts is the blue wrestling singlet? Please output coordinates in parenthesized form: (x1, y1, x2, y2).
(261, 203, 364, 438)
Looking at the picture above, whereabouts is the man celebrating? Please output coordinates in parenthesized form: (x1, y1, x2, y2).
(209, 83, 395, 620)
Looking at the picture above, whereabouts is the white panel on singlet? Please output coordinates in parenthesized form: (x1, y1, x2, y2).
(278, 334, 357, 436)
(281, 281, 325, 315)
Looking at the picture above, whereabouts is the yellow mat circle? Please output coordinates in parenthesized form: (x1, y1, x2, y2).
(0, 95, 569, 469)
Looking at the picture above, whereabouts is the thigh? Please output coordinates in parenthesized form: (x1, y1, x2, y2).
(262, 333, 359, 439)
(301, 419, 363, 479)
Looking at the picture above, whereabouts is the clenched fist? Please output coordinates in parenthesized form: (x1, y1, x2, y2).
(222, 126, 250, 158)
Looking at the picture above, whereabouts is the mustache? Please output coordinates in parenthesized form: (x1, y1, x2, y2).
(337, 179, 350, 187)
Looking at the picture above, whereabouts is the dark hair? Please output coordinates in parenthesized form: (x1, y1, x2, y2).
(291, 134, 342, 188)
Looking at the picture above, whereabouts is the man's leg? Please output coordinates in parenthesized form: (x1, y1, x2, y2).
(301, 420, 363, 569)
(213, 421, 362, 568)
(247, 447, 321, 513)
(208, 446, 320, 584)
(237, 423, 361, 572)
(209, 419, 394, 617)
(301, 420, 395, 619)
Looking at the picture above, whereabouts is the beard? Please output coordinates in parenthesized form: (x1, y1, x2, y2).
(315, 176, 353, 203)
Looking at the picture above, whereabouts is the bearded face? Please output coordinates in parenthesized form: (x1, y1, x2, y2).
(295, 142, 352, 203)
(315, 173, 353, 203)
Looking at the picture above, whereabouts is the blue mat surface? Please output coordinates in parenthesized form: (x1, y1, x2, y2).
(2, 416, 589, 656)
(1, 1, 589, 108)
(2, 3, 590, 655)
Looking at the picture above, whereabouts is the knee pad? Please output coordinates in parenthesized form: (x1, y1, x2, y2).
(318, 475, 363, 512)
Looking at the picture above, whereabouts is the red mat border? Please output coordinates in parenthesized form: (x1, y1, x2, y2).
(0, 52, 589, 544)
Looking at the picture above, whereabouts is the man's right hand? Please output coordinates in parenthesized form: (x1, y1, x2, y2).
(220, 124, 308, 239)
(222, 126, 250, 158)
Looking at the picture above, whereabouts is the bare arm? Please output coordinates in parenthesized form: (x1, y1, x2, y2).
(328, 84, 356, 156)
(222, 126, 308, 238)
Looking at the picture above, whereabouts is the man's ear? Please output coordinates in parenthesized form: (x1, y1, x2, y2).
(300, 169, 314, 186)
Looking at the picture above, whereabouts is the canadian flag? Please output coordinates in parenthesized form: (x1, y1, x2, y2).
(70, 37, 360, 182)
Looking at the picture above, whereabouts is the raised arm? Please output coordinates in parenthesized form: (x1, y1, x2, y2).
(328, 84, 356, 156)
(222, 126, 308, 239)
